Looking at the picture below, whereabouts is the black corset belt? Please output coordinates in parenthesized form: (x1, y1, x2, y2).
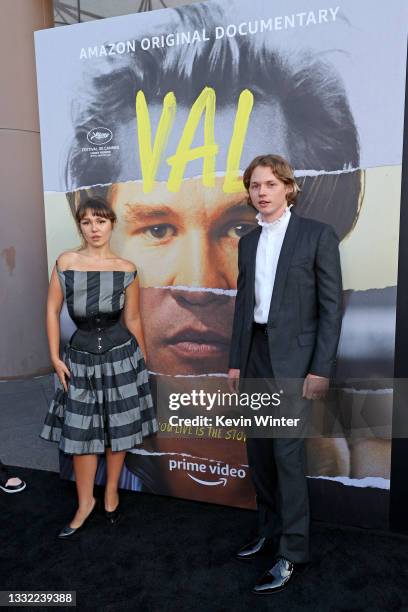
(73, 311, 122, 331)
(69, 313, 132, 354)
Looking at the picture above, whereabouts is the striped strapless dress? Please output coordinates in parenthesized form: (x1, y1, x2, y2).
(40, 268, 158, 454)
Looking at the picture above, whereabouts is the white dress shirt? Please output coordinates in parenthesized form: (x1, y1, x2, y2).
(254, 206, 292, 323)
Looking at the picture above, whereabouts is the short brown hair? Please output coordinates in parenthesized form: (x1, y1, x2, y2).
(243, 154, 300, 205)
(75, 197, 116, 226)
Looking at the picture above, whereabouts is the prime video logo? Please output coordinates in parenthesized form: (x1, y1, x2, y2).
(86, 127, 113, 145)
(168, 457, 247, 487)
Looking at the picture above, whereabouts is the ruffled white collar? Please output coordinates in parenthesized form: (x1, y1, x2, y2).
(256, 204, 292, 229)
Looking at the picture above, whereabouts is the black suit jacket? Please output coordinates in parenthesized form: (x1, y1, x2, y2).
(228, 211, 343, 379)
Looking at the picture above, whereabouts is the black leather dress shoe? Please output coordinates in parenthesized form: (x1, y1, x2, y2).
(236, 536, 274, 560)
(105, 504, 121, 525)
(253, 557, 304, 594)
(57, 499, 99, 539)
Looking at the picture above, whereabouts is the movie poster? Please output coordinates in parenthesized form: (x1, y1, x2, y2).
(35, 0, 408, 521)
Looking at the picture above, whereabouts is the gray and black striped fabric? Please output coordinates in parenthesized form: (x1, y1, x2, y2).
(56, 268, 135, 318)
(40, 269, 157, 454)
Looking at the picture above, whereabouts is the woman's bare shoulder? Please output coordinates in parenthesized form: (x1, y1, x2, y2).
(115, 257, 137, 273)
(56, 250, 81, 271)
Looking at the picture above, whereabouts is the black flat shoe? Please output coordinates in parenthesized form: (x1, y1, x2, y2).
(236, 536, 275, 560)
(57, 498, 99, 539)
(253, 557, 306, 594)
(105, 504, 121, 525)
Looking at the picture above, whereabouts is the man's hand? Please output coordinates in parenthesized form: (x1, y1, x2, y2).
(228, 368, 240, 393)
(302, 373, 329, 400)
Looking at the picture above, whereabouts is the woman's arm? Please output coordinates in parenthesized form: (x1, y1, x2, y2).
(47, 265, 70, 390)
(123, 275, 148, 360)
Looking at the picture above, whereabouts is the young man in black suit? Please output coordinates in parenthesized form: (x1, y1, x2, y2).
(228, 154, 343, 594)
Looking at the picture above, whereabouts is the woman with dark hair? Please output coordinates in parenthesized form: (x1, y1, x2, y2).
(40, 198, 157, 538)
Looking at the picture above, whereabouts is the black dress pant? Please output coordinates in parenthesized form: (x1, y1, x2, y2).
(245, 325, 310, 563)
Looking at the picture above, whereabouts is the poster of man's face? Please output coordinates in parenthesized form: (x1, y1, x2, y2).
(109, 177, 255, 375)
(36, 0, 408, 510)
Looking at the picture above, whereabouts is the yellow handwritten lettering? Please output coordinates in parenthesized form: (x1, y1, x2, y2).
(136, 90, 176, 193)
(167, 87, 218, 192)
(223, 89, 254, 193)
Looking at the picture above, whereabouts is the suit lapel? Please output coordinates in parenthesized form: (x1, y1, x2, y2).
(247, 227, 261, 323)
(267, 211, 301, 326)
